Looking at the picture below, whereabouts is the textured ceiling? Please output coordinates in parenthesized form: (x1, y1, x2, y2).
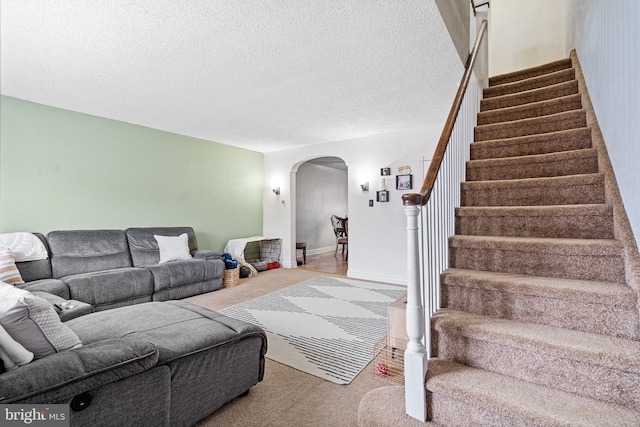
(0, 1, 463, 153)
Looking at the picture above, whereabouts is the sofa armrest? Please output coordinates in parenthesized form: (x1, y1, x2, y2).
(31, 291, 95, 322)
(0, 338, 158, 404)
(192, 250, 221, 260)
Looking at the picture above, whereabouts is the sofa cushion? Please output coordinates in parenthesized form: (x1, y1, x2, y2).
(126, 227, 198, 267)
(62, 267, 154, 309)
(48, 230, 133, 278)
(16, 279, 70, 299)
(66, 301, 267, 365)
(0, 337, 159, 403)
(0, 283, 81, 359)
(146, 259, 224, 295)
(155, 233, 192, 263)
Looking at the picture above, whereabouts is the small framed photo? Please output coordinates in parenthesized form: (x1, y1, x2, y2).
(376, 190, 389, 202)
(380, 168, 391, 176)
(396, 174, 413, 190)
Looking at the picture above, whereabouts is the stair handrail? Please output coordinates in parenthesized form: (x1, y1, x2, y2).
(401, 19, 488, 422)
(471, 0, 490, 17)
(402, 19, 488, 209)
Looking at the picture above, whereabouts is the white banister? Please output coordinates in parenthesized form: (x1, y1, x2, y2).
(401, 18, 488, 422)
(403, 203, 427, 421)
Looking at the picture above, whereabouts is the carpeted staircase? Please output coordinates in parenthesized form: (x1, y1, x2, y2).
(358, 53, 640, 426)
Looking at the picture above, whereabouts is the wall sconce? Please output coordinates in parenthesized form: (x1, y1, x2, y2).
(360, 182, 369, 192)
(272, 187, 280, 195)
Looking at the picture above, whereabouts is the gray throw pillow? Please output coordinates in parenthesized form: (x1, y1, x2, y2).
(0, 282, 82, 359)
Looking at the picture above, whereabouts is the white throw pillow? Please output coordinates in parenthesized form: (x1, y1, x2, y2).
(154, 233, 192, 263)
(0, 282, 81, 359)
(0, 232, 48, 262)
(0, 323, 34, 370)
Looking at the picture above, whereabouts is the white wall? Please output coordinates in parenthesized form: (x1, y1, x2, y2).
(564, 0, 640, 244)
(264, 126, 444, 284)
(489, 0, 566, 77)
(296, 162, 348, 253)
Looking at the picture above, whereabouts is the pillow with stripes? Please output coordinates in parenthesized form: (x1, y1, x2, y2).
(0, 247, 24, 285)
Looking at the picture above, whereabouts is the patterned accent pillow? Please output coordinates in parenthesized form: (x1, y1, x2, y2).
(0, 247, 24, 285)
(0, 283, 81, 359)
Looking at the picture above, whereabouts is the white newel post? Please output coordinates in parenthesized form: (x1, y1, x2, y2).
(404, 204, 427, 421)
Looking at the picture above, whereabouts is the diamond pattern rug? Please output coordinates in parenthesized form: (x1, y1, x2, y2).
(219, 276, 406, 384)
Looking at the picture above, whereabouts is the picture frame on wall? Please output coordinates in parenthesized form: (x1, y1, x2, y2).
(376, 190, 389, 202)
(396, 174, 413, 190)
(380, 168, 391, 176)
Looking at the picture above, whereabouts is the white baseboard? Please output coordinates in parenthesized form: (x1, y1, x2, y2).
(347, 270, 407, 286)
(305, 246, 335, 256)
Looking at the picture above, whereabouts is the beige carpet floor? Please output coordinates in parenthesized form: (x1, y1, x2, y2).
(184, 268, 423, 427)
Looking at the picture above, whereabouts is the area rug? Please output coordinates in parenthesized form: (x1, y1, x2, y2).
(219, 276, 406, 384)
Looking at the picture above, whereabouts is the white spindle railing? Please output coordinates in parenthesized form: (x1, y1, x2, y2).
(402, 19, 488, 421)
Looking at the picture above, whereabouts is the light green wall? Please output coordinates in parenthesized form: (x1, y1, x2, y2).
(0, 96, 263, 252)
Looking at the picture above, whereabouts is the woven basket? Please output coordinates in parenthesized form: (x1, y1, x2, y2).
(223, 267, 240, 288)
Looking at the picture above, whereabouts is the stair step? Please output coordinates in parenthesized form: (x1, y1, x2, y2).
(432, 311, 640, 411)
(470, 127, 592, 160)
(475, 110, 587, 142)
(466, 148, 598, 181)
(427, 359, 640, 427)
(484, 68, 576, 99)
(481, 80, 579, 111)
(448, 235, 626, 283)
(488, 58, 573, 86)
(455, 204, 614, 239)
(427, 360, 640, 427)
(440, 269, 638, 338)
(461, 173, 605, 207)
(477, 94, 582, 126)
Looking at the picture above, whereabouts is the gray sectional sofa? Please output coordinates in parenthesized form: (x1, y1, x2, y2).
(1, 227, 267, 426)
(16, 227, 226, 310)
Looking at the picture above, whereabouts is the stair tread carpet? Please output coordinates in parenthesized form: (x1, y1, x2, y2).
(441, 268, 639, 339)
(470, 127, 592, 160)
(480, 80, 579, 111)
(474, 109, 587, 142)
(427, 359, 640, 427)
(442, 268, 635, 307)
(477, 93, 582, 125)
(488, 58, 572, 86)
(466, 148, 598, 181)
(449, 234, 623, 256)
(433, 310, 640, 377)
(460, 173, 605, 207)
(449, 235, 626, 284)
(455, 204, 614, 239)
(484, 68, 576, 99)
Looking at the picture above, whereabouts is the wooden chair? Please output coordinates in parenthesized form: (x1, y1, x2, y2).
(330, 215, 348, 259)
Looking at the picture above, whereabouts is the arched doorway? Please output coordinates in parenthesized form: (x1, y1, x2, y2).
(294, 156, 348, 275)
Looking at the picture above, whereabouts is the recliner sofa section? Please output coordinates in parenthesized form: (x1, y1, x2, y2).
(15, 227, 225, 312)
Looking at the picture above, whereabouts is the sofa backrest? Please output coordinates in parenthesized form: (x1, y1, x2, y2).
(47, 230, 133, 278)
(15, 233, 54, 282)
(126, 227, 198, 267)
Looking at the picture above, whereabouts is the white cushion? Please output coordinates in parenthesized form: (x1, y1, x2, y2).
(0, 323, 33, 370)
(0, 282, 81, 359)
(154, 233, 192, 263)
(0, 232, 48, 262)
(0, 247, 24, 285)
